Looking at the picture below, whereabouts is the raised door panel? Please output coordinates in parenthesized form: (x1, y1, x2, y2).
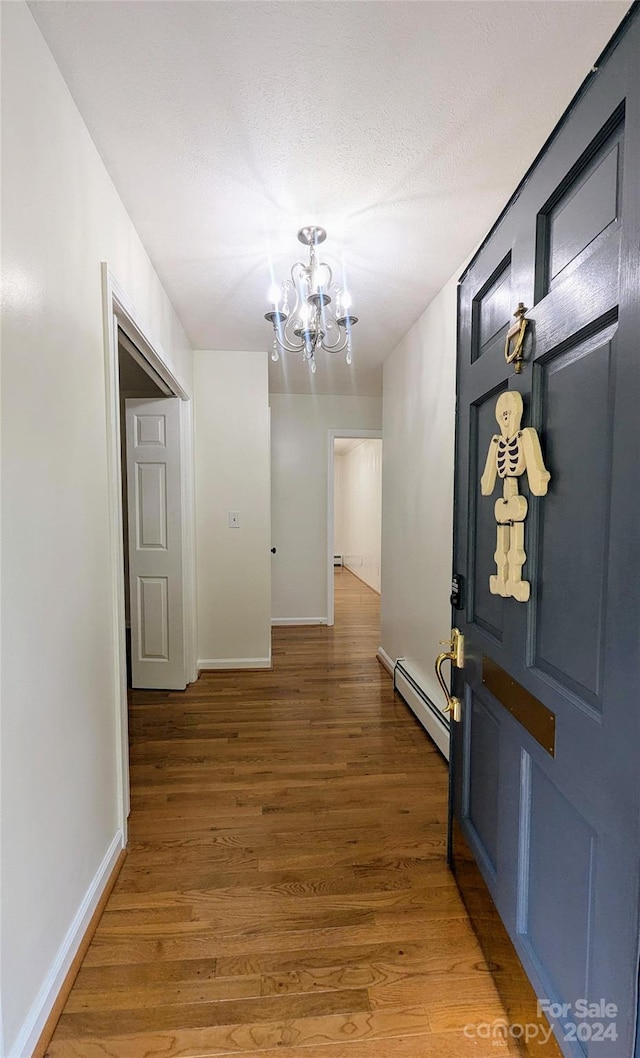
(472, 254, 513, 363)
(538, 112, 624, 298)
(531, 325, 616, 713)
(519, 756, 596, 1008)
(135, 463, 168, 550)
(469, 386, 508, 642)
(138, 576, 169, 661)
(465, 691, 501, 877)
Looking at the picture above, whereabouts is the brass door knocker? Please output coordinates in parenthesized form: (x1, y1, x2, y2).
(504, 302, 528, 373)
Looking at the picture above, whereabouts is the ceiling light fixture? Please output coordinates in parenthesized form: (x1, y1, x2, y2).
(265, 226, 358, 374)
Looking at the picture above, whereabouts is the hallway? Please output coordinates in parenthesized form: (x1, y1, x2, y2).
(46, 572, 514, 1058)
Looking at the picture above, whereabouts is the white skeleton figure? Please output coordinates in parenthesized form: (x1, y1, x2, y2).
(480, 391, 551, 602)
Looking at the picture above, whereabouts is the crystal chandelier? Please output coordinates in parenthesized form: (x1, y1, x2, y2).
(265, 226, 358, 373)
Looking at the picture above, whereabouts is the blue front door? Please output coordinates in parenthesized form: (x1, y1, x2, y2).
(450, 10, 640, 1056)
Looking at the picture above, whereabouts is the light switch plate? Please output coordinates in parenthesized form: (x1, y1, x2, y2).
(228, 511, 240, 528)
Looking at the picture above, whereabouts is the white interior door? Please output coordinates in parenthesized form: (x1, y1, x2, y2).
(126, 397, 186, 689)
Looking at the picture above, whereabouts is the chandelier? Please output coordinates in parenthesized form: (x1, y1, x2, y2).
(265, 226, 358, 373)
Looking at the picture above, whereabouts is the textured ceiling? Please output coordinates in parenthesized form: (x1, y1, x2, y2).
(30, 0, 629, 396)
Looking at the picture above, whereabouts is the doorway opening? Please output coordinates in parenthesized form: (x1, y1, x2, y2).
(327, 430, 382, 627)
(103, 265, 196, 833)
(117, 332, 172, 688)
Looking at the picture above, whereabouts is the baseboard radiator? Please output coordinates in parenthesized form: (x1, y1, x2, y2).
(393, 659, 450, 761)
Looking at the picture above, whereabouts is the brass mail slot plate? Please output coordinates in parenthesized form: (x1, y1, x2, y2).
(482, 656, 556, 757)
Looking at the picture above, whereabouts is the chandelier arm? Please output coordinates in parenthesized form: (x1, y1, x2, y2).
(273, 331, 305, 354)
(315, 313, 346, 351)
(316, 261, 333, 290)
(290, 261, 309, 289)
(321, 330, 350, 355)
(281, 310, 309, 347)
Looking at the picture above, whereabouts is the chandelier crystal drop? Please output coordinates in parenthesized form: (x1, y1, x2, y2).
(265, 226, 358, 373)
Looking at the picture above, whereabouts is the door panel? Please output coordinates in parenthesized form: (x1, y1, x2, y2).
(533, 326, 616, 707)
(138, 576, 169, 660)
(540, 110, 624, 297)
(466, 692, 500, 875)
(547, 135, 621, 285)
(126, 397, 186, 690)
(472, 253, 513, 362)
(522, 758, 596, 1004)
(136, 462, 168, 548)
(451, 13, 640, 1057)
(470, 386, 508, 641)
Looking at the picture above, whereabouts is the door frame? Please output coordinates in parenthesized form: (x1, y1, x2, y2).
(326, 428, 382, 626)
(101, 264, 197, 836)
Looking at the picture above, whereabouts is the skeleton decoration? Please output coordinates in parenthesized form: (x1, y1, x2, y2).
(480, 391, 551, 602)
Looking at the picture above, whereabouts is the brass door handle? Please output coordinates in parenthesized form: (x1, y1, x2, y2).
(434, 628, 465, 723)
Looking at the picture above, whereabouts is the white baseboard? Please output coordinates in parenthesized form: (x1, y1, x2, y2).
(394, 664, 450, 761)
(271, 617, 327, 626)
(9, 829, 124, 1058)
(343, 564, 380, 594)
(198, 656, 272, 670)
(376, 646, 395, 674)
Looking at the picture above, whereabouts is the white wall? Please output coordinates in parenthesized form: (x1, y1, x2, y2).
(271, 395, 382, 622)
(335, 440, 382, 592)
(195, 351, 272, 667)
(1, 5, 193, 1055)
(334, 455, 345, 557)
(380, 273, 458, 706)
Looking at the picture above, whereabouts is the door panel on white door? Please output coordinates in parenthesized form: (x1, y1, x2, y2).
(136, 463, 168, 549)
(138, 576, 169, 660)
(126, 397, 185, 690)
(135, 412, 167, 446)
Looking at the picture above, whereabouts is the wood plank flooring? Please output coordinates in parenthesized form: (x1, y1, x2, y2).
(46, 571, 516, 1058)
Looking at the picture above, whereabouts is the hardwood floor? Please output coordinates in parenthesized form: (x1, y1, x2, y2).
(46, 571, 516, 1058)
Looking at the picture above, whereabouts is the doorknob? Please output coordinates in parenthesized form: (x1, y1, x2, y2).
(434, 628, 465, 723)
